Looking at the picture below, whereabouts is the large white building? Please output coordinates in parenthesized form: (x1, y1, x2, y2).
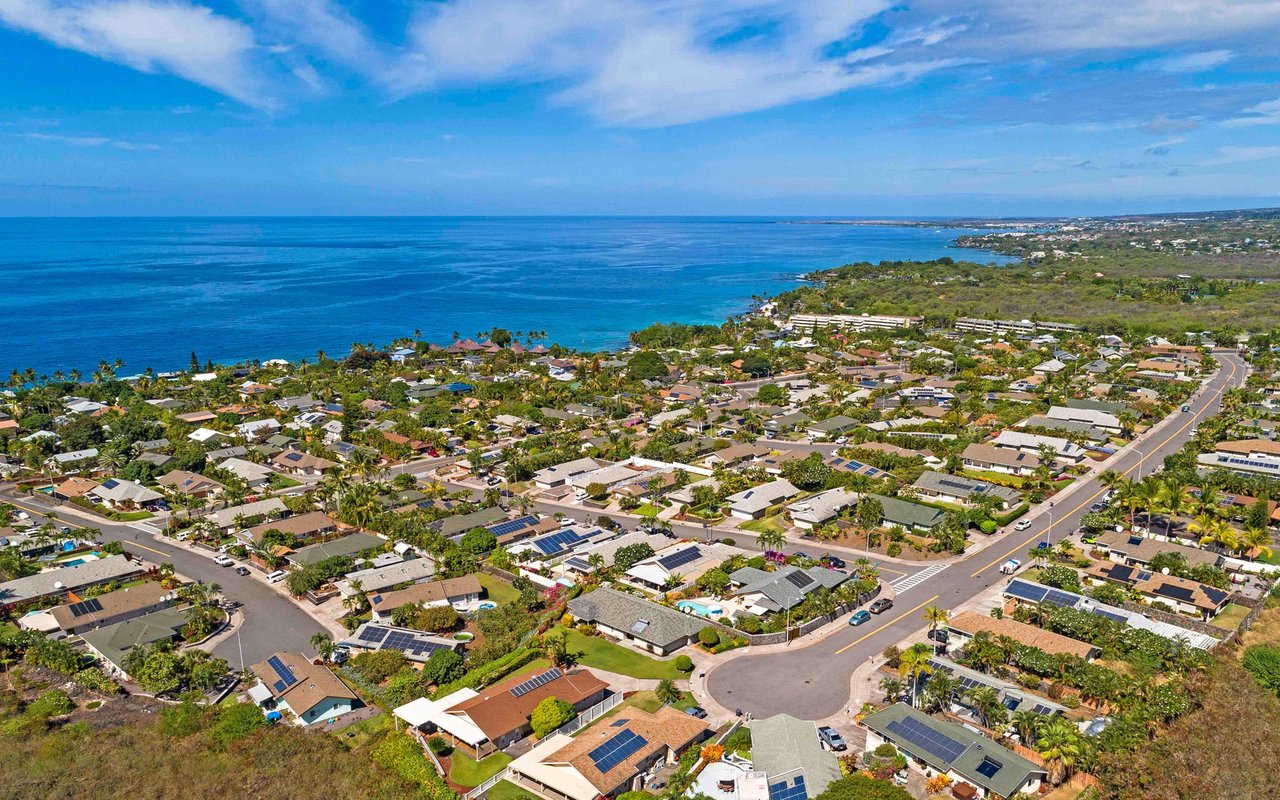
(788, 313, 923, 333)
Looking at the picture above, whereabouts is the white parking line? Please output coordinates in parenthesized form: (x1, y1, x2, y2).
(890, 564, 950, 594)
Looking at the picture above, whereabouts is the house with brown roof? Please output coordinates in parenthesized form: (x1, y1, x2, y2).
(1132, 574, 1232, 620)
(270, 449, 338, 476)
(156, 469, 225, 499)
(240, 511, 338, 545)
(49, 582, 174, 636)
(248, 652, 357, 726)
(960, 442, 1041, 477)
(394, 667, 609, 757)
(369, 575, 482, 623)
(945, 611, 1097, 660)
(53, 475, 100, 500)
(507, 706, 712, 800)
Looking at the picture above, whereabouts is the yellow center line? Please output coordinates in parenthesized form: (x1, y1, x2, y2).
(968, 356, 1240, 578)
(836, 593, 940, 655)
(128, 540, 172, 558)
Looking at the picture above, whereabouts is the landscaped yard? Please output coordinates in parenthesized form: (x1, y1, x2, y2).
(332, 713, 392, 749)
(739, 515, 786, 535)
(477, 573, 522, 606)
(114, 510, 154, 521)
(961, 468, 1028, 488)
(550, 627, 686, 680)
(486, 780, 539, 800)
(449, 751, 512, 787)
(1211, 602, 1251, 631)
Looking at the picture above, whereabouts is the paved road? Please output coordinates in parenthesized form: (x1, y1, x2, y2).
(0, 492, 325, 669)
(706, 350, 1247, 718)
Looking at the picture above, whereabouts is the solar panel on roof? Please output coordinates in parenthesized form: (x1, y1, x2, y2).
(1044, 589, 1081, 608)
(588, 730, 649, 773)
(358, 625, 389, 643)
(267, 655, 298, 688)
(885, 716, 968, 764)
(1005, 581, 1048, 603)
(657, 547, 701, 571)
(785, 571, 814, 589)
(69, 597, 104, 617)
(509, 668, 564, 697)
(1090, 607, 1128, 623)
(768, 775, 808, 800)
(101, 479, 119, 489)
(487, 516, 539, 537)
(1031, 703, 1058, 715)
(273, 680, 286, 693)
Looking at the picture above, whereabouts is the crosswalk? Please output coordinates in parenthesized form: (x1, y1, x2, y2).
(890, 564, 949, 594)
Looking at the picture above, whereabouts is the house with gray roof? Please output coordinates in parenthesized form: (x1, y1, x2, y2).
(80, 606, 190, 678)
(0, 554, 146, 610)
(863, 703, 1047, 798)
(431, 507, 508, 539)
(911, 471, 1020, 509)
(728, 565, 849, 615)
(288, 532, 385, 567)
(751, 714, 841, 800)
(567, 588, 704, 655)
(786, 488, 859, 529)
(870, 495, 946, 532)
(805, 415, 860, 438)
(725, 479, 800, 520)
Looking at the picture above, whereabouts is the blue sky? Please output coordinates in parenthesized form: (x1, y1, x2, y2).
(1, 0, 1279, 216)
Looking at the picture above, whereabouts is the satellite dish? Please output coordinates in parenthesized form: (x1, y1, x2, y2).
(53, 581, 63, 589)
(1161, 567, 1170, 575)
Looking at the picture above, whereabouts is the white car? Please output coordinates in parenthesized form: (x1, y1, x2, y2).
(1000, 558, 1022, 575)
(1014, 519, 1033, 531)
(213, 555, 234, 567)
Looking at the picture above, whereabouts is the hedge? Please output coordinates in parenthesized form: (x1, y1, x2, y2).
(993, 504, 1030, 526)
(371, 732, 458, 800)
(432, 647, 539, 699)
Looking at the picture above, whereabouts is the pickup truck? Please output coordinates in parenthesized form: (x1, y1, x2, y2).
(213, 555, 234, 567)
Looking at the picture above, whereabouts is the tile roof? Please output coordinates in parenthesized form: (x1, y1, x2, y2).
(947, 610, 1095, 659)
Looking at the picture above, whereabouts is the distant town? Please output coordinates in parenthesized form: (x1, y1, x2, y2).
(4, 215, 1280, 800)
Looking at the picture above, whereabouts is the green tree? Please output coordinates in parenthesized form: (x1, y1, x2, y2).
(530, 696, 575, 738)
(656, 678, 682, 705)
(459, 527, 498, 554)
(813, 774, 912, 800)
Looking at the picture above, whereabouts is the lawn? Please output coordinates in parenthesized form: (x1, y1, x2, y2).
(633, 503, 660, 517)
(739, 515, 786, 535)
(505, 657, 553, 681)
(551, 627, 686, 680)
(333, 713, 391, 750)
(477, 573, 521, 606)
(114, 510, 154, 521)
(449, 751, 512, 787)
(1210, 602, 1251, 631)
(960, 468, 1028, 488)
(486, 780, 539, 800)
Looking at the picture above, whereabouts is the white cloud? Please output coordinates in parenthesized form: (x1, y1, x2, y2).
(0, 0, 271, 109)
(26, 131, 159, 150)
(1224, 97, 1280, 127)
(388, 0, 974, 126)
(1201, 145, 1280, 165)
(1144, 49, 1234, 73)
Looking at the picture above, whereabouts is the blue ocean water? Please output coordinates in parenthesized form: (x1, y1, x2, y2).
(0, 217, 1014, 376)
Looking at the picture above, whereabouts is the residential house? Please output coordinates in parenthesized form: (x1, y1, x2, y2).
(703, 442, 770, 468)
(80, 606, 189, 678)
(623, 542, 741, 592)
(156, 469, 225, 499)
(248, 652, 357, 726)
(863, 704, 1047, 798)
(533, 457, 606, 490)
(727, 565, 850, 615)
(507, 706, 711, 800)
(271, 449, 337, 476)
(990, 430, 1087, 465)
(567, 588, 705, 655)
(393, 667, 609, 757)
(48, 582, 174, 636)
(288, 532, 384, 567)
(89, 478, 164, 510)
(725, 479, 800, 520)
(786, 488, 859, 529)
(337, 557, 436, 598)
(960, 443, 1041, 477)
(209, 497, 288, 531)
(368, 575, 482, 623)
(218, 456, 277, 488)
(945, 611, 1097, 660)
(910, 471, 1020, 509)
(1091, 530, 1219, 570)
(751, 714, 842, 800)
(52, 476, 100, 500)
(1045, 405, 1121, 434)
(241, 511, 338, 545)
(871, 495, 946, 532)
(0, 554, 147, 611)
(805, 415, 860, 439)
(1196, 439, 1280, 479)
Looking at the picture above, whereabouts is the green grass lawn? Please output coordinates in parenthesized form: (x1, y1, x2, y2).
(449, 751, 512, 787)
(485, 780, 540, 800)
(114, 510, 154, 521)
(332, 713, 391, 749)
(1210, 602, 1251, 631)
(477, 573, 521, 606)
(960, 468, 1028, 488)
(739, 515, 786, 535)
(551, 627, 685, 680)
(633, 503, 660, 517)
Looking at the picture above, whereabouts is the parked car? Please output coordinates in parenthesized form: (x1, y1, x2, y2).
(1089, 501, 1107, 511)
(999, 558, 1021, 575)
(848, 610, 872, 626)
(869, 598, 894, 614)
(266, 570, 287, 583)
(927, 628, 950, 644)
(817, 726, 847, 752)
(1014, 519, 1033, 531)
(213, 555, 234, 567)
(893, 771, 909, 786)
(684, 706, 708, 719)
(790, 550, 813, 561)
(820, 554, 846, 569)
(1181, 404, 1190, 412)
(174, 531, 190, 541)
(235, 566, 251, 576)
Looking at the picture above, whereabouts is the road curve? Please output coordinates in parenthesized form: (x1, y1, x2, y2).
(706, 351, 1247, 719)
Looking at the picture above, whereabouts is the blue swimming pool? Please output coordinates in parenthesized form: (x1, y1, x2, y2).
(677, 599, 724, 618)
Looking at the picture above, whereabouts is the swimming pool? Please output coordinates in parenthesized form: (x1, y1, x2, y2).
(476, 601, 497, 610)
(677, 599, 724, 618)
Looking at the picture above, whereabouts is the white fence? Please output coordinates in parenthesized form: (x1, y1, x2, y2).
(551, 691, 624, 738)
(464, 768, 512, 800)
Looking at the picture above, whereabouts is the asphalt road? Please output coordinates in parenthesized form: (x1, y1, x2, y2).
(0, 492, 325, 669)
(706, 350, 1247, 719)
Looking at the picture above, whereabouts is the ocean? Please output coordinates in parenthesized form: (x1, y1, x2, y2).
(0, 217, 1015, 376)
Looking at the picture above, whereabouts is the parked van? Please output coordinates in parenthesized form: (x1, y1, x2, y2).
(266, 570, 287, 583)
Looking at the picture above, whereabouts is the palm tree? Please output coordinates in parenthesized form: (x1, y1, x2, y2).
(1157, 477, 1192, 539)
(898, 643, 934, 708)
(922, 669, 960, 713)
(878, 676, 904, 703)
(755, 529, 785, 554)
(1136, 475, 1162, 532)
(1011, 709, 1044, 745)
(310, 632, 337, 663)
(1036, 716, 1089, 785)
(966, 686, 1008, 729)
(922, 605, 949, 633)
(1239, 525, 1273, 560)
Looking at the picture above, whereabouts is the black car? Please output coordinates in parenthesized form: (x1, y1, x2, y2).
(684, 706, 708, 719)
(1089, 501, 1108, 511)
(820, 554, 846, 569)
(927, 628, 950, 644)
(869, 598, 894, 614)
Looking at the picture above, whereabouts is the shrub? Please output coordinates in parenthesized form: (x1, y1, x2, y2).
(674, 655, 694, 672)
(735, 614, 762, 634)
(886, 542, 902, 557)
(351, 650, 409, 683)
(27, 690, 74, 719)
(698, 627, 720, 647)
(881, 646, 902, 669)
(208, 702, 266, 748)
(530, 696, 575, 738)
(73, 666, 119, 694)
(1243, 644, 1280, 697)
(978, 520, 998, 534)
(158, 697, 207, 738)
(427, 735, 453, 756)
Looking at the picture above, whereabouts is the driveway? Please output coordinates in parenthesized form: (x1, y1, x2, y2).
(705, 350, 1248, 718)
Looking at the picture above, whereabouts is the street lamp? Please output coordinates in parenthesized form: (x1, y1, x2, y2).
(1044, 502, 1054, 549)
(1132, 446, 1148, 480)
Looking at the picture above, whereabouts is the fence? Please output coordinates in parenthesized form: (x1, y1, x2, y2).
(464, 768, 512, 800)
(550, 691, 624, 737)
